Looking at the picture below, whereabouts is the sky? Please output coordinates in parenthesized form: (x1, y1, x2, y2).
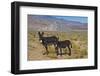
(55, 16, 88, 23)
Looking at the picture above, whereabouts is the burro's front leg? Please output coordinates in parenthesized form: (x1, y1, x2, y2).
(43, 45, 49, 55)
(55, 47, 59, 56)
(60, 48, 63, 56)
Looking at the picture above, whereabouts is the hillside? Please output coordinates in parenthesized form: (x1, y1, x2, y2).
(28, 15, 87, 32)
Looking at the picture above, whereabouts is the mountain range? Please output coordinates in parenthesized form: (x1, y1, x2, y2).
(28, 15, 87, 32)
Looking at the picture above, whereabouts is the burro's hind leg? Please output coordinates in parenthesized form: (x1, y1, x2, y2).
(68, 46, 71, 56)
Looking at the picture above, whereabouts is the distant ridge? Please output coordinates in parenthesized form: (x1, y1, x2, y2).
(28, 15, 87, 32)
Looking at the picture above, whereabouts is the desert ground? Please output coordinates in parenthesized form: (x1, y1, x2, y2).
(28, 31, 88, 61)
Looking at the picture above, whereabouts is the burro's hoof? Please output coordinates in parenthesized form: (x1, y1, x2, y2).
(57, 55, 62, 59)
(43, 52, 46, 55)
(43, 52, 48, 55)
(68, 53, 71, 56)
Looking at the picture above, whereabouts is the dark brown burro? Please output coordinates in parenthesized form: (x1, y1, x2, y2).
(38, 31, 72, 56)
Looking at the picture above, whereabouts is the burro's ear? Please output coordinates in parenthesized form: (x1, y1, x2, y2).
(41, 32, 44, 35)
(57, 34, 59, 40)
(38, 31, 41, 35)
(57, 37, 59, 40)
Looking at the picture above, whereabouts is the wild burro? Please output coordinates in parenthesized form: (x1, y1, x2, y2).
(38, 32, 58, 55)
(55, 40, 72, 56)
(38, 31, 72, 56)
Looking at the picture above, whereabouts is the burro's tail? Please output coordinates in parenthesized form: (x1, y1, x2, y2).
(70, 42, 72, 48)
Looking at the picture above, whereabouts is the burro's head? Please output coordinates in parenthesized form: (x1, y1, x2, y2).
(38, 31, 44, 42)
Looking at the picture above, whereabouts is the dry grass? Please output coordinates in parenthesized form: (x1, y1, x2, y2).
(28, 31, 88, 61)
